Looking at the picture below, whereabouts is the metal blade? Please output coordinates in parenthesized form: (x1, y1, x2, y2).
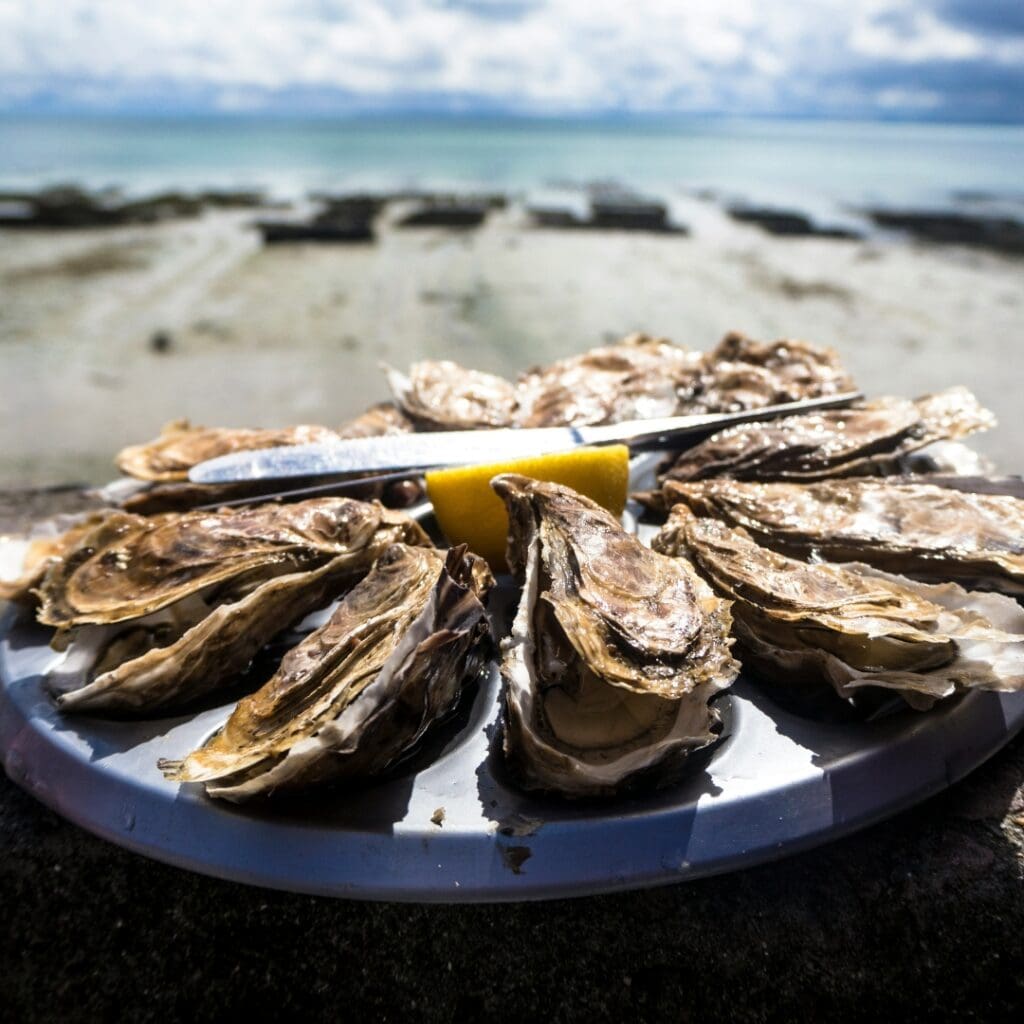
(189, 426, 583, 483)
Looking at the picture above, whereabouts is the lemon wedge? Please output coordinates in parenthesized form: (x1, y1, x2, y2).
(426, 444, 629, 570)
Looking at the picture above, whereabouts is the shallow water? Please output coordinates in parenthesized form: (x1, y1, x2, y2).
(2, 114, 1023, 212)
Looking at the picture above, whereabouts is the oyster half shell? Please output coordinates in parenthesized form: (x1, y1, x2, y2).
(514, 333, 701, 427)
(161, 544, 494, 801)
(116, 419, 340, 482)
(46, 498, 430, 714)
(654, 511, 1024, 711)
(663, 478, 1024, 595)
(492, 475, 739, 797)
(658, 387, 994, 487)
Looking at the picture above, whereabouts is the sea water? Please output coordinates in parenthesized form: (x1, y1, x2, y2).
(1, 114, 1022, 213)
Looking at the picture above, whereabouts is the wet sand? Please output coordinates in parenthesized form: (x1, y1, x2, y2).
(1, 198, 1021, 486)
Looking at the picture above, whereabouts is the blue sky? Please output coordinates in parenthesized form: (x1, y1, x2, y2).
(1, 1, 1021, 121)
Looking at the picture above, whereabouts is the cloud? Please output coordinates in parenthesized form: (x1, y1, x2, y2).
(0, 1, 1020, 120)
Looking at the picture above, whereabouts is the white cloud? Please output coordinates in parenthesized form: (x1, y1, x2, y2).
(0, 1, 1019, 117)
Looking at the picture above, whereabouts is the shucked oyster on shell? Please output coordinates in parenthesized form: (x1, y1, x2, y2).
(160, 543, 494, 801)
(653, 510, 1024, 711)
(656, 387, 994, 488)
(492, 474, 739, 798)
(661, 478, 1024, 596)
(382, 330, 856, 434)
(514, 333, 703, 428)
(689, 331, 855, 413)
(385, 360, 519, 430)
(109, 404, 416, 514)
(0, 512, 112, 607)
(116, 419, 341, 483)
(43, 498, 430, 714)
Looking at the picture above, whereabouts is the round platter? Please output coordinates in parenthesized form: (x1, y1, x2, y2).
(3, 471, 1024, 903)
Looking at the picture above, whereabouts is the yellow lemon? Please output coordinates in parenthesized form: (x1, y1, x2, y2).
(426, 444, 629, 570)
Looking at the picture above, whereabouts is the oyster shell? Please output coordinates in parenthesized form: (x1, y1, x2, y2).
(386, 360, 518, 430)
(514, 333, 702, 427)
(45, 498, 430, 713)
(116, 419, 339, 482)
(160, 544, 493, 801)
(662, 478, 1024, 595)
(0, 513, 110, 606)
(658, 387, 994, 487)
(492, 475, 739, 797)
(690, 331, 855, 413)
(653, 511, 1024, 710)
(110, 404, 415, 513)
(336, 401, 415, 438)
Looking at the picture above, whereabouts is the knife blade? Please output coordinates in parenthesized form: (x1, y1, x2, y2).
(188, 391, 862, 484)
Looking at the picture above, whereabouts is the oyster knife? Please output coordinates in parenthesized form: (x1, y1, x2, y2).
(189, 391, 862, 484)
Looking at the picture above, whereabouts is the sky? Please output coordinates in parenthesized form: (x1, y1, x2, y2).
(0, 0, 1021, 122)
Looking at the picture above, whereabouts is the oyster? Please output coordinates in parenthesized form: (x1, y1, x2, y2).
(0, 513, 110, 606)
(662, 478, 1024, 595)
(386, 360, 518, 430)
(44, 498, 430, 713)
(658, 387, 994, 486)
(691, 332, 855, 412)
(492, 475, 739, 797)
(116, 419, 340, 482)
(112, 403, 417, 514)
(336, 402, 415, 438)
(160, 544, 493, 801)
(514, 334, 702, 427)
(653, 511, 1024, 710)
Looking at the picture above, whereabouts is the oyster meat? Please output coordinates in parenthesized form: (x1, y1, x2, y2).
(492, 474, 739, 797)
(653, 510, 1024, 710)
(658, 387, 994, 487)
(662, 478, 1024, 595)
(161, 543, 493, 801)
(386, 360, 518, 430)
(43, 498, 430, 713)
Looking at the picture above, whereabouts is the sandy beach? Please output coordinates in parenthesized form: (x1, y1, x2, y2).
(1, 196, 1021, 487)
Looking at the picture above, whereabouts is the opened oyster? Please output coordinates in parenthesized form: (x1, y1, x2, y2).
(492, 475, 739, 797)
(657, 387, 994, 487)
(690, 331, 854, 413)
(654, 511, 1024, 711)
(662, 478, 1024, 595)
(383, 330, 855, 434)
(161, 543, 493, 801)
(110, 404, 416, 513)
(514, 333, 702, 427)
(43, 498, 429, 713)
(116, 419, 340, 483)
(386, 360, 518, 430)
(0, 513, 111, 607)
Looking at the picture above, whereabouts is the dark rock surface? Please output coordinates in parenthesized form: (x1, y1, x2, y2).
(867, 209, 1024, 255)
(0, 186, 267, 230)
(2, 487, 1023, 1022)
(727, 206, 863, 239)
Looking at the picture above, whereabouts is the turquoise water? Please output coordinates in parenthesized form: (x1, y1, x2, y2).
(1, 115, 1023, 209)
